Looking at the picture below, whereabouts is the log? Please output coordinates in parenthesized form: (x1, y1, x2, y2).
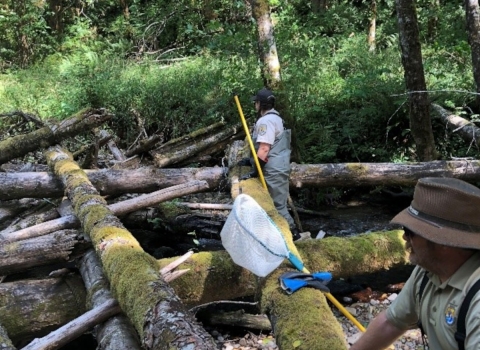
(98, 129, 126, 161)
(0, 323, 15, 350)
(151, 122, 243, 168)
(21, 299, 121, 350)
(45, 146, 217, 350)
(0, 231, 408, 344)
(0, 167, 225, 200)
(0, 180, 210, 243)
(124, 134, 163, 157)
(0, 108, 113, 165)
(432, 103, 480, 146)
(0, 206, 59, 236)
(79, 249, 142, 350)
(205, 310, 271, 331)
(4, 160, 480, 201)
(289, 160, 480, 188)
(0, 230, 89, 276)
(0, 199, 42, 227)
(0, 276, 87, 343)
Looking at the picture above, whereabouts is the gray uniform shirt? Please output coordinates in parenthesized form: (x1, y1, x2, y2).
(386, 251, 480, 349)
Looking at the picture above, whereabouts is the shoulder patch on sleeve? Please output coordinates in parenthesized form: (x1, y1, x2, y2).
(258, 124, 267, 136)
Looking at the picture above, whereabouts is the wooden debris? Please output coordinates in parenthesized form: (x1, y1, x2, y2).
(0, 108, 113, 165)
(151, 122, 243, 167)
(0, 322, 15, 350)
(0, 167, 225, 200)
(0, 276, 87, 344)
(79, 250, 142, 350)
(45, 146, 217, 350)
(1, 180, 210, 243)
(21, 299, 121, 350)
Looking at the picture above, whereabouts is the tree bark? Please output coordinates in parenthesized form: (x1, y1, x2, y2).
(395, 0, 437, 161)
(0, 108, 113, 165)
(0, 229, 89, 276)
(0, 276, 87, 343)
(151, 123, 243, 168)
(1, 180, 210, 244)
(431, 103, 480, 146)
(78, 249, 142, 350)
(45, 146, 217, 350)
(289, 160, 480, 187)
(0, 323, 15, 350)
(21, 299, 121, 350)
(368, 0, 377, 51)
(125, 134, 163, 157)
(0, 231, 408, 345)
(0, 167, 225, 200)
(465, 0, 480, 108)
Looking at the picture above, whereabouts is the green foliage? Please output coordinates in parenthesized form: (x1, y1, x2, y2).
(0, 0, 477, 164)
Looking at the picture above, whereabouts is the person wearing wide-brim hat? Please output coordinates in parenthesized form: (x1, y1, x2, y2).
(351, 177, 480, 350)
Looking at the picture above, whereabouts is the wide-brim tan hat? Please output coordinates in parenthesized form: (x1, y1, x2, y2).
(391, 177, 480, 249)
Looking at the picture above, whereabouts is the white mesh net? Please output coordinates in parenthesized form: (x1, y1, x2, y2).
(220, 194, 289, 277)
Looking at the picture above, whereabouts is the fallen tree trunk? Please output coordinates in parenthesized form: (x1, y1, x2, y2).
(21, 299, 121, 350)
(0, 323, 15, 350)
(151, 122, 243, 168)
(1, 180, 210, 243)
(3, 160, 480, 200)
(289, 160, 480, 187)
(0, 230, 90, 276)
(432, 103, 480, 146)
(0, 167, 225, 200)
(0, 108, 113, 165)
(0, 276, 87, 344)
(45, 146, 217, 350)
(79, 249, 142, 350)
(0, 231, 408, 344)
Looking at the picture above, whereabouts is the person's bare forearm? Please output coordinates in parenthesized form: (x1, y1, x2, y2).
(350, 311, 405, 350)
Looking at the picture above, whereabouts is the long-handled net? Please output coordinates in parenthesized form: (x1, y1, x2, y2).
(220, 193, 366, 332)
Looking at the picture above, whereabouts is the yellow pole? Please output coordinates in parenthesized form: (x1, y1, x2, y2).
(233, 95, 267, 189)
(301, 266, 366, 332)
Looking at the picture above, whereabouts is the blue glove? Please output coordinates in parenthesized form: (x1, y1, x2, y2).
(279, 271, 332, 294)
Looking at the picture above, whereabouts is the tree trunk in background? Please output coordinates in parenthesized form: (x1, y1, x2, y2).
(46, 0, 65, 35)
(465, 0, 480, 108)
(427, 0, 439, 40)
(368, 0, 377, 51)
(395, 0, 437, 161)
(312, 0, 329, 13)
(250, 0, 281, 86)
(249, 0, 302, 162)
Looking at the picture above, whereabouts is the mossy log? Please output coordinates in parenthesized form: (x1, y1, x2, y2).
(45, 146, 217, 350)
(0, 275, 86, 344)
(0, 108, 113, 165)
(0, 167, 225, 200)
(0, 231, 408, 345)
(79, 250, 142, 350)
(289, 160, 480, 188)
(0, 323, 15, 350)
(151, 122, 244, 168)
(227, 173, 348, 349)
(432, 103, 480, 145)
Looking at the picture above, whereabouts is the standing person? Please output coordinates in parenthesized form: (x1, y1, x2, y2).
(350, 177, 480, 350)
(238, 87, 300, 240)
